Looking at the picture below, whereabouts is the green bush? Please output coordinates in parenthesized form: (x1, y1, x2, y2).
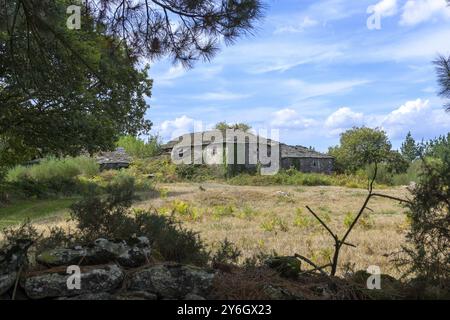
(4, 156, 100, 197)
(228, 169, 367, 188)
(116, 135, 161, 159)
(400, 136, 450, 289)
(212, 239, 241, 265)
(69, 180, 209, 265)
(0, 176, 209, 267)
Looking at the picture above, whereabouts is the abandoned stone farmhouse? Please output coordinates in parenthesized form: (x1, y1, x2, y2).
(161, 130, 334, 174)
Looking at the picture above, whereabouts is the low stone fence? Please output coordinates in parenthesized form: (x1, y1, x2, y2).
(0, 237, 215, 300)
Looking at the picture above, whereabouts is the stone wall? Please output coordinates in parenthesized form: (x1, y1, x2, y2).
(0, 238, 215, 300)
(281, 157, 334, 174)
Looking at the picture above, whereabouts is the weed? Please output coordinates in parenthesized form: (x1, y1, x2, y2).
(261, 217, 289, 233)
(213, 205, 236, 219)
(293, 208, 314, 228)
(343, 212, 374, 230)
(212, 238, 241, 265)
(236, 206, 258, 220)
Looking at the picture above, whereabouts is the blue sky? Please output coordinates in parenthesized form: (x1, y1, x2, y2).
(146, 0, 450, 152)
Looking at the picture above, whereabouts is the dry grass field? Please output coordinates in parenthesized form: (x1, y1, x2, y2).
(131, 183, 411, 277)
(15, 182, 411, 278)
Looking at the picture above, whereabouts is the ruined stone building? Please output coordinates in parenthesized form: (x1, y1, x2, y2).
(161, 130, 334, 174)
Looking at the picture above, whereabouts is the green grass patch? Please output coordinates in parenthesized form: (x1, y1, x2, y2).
(227, 169, 371, 188)
(0, 198, 77, 229)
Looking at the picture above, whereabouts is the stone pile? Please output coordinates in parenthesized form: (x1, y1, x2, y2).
(0, 237, 216, 300)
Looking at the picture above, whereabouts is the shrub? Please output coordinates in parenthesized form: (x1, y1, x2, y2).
(69, 179, 209, 265)
(116, 135, 161, 159)
(261, 217, 289, 233)
(212, 239, 241, 266)
(134, 210, 209, 265)
(343, 212, 373, 230)
(227, 170, 370, 188)
(400, 137, 450, 289)
(293, 208, 314, 228)
(169, 200, 202, 221)
(213, 205, 236, 219)
(236, 206, 258, 220)
(5, 156, 100, 197)
(131, 156, 178, 183)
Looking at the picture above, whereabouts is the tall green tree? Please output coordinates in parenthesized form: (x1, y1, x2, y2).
(214, 122, 252, 132)
(328, 127, 392, 173)
(402, 136, 450, 288)
(435, 55, 450, 111)
(0, 0, 262, 171)
(116, 135, 161, 159)
(401, 131, 418, 162)
(1, 0, 263, 68)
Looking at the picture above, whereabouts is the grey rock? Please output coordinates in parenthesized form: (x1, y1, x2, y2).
(115, 291, 158, 300)
(0, 239, 33, 295)
(57, 291, 158, 300)
(36, 237, 151, 268)
(184, 293, 206, 300)
(0, 272, 17, 296)
(128, 263, 216, 299)
(23, 264, 124, 299)
(57, 292, 114, 300)
(262, 284, 305, 300)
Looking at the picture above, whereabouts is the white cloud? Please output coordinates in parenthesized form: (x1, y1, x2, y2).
(320, 99, 450, 140)
(325, 107, 364, 128)
(190, 90, 251, 101)
(422, 86, 436, 93)
(274, 16, 319, 34)
(373, 0, 399, 17)
(306, 98, 450, 140)
(400, 0, 450, 26)
(153, 64, 186, 86)
(283, 79, 370, 100)
(271, 108, 316, 129)
(367, 28, 450, 61)
(157, 115, 195, 140)
(379, 98, 431, 137)
(222, 40, 344, 74)
(324, 107, 365, 135)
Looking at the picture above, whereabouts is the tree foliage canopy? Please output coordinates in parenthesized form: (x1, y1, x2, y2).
(214, 122, 252, 132)
(328, 127, 392, 173)
(434, 55, 450, 111)
(402, 134, 450, 287)
(401, 131, 419, 162)
(116, 135, 161, 158)
(1, 0, 153, 167)
(0, 0, 262, 172)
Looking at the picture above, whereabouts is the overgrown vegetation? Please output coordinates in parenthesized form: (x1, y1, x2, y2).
(0, 156, 155, 206)
(0, 175, 209, 266)
(329, 127, 409, 175)
(116, 135, 162, 159)
(399, 134, 450, 293)
(3, 157, 99, 198)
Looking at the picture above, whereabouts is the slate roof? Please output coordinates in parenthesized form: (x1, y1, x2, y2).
(280, 144, 334, 159)
(161, 130, 275, 149)
(96, 147, 132, 165)
(162, 131, 333, 160)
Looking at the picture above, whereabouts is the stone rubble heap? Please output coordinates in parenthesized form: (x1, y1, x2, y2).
(0, 237, 216, 300)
